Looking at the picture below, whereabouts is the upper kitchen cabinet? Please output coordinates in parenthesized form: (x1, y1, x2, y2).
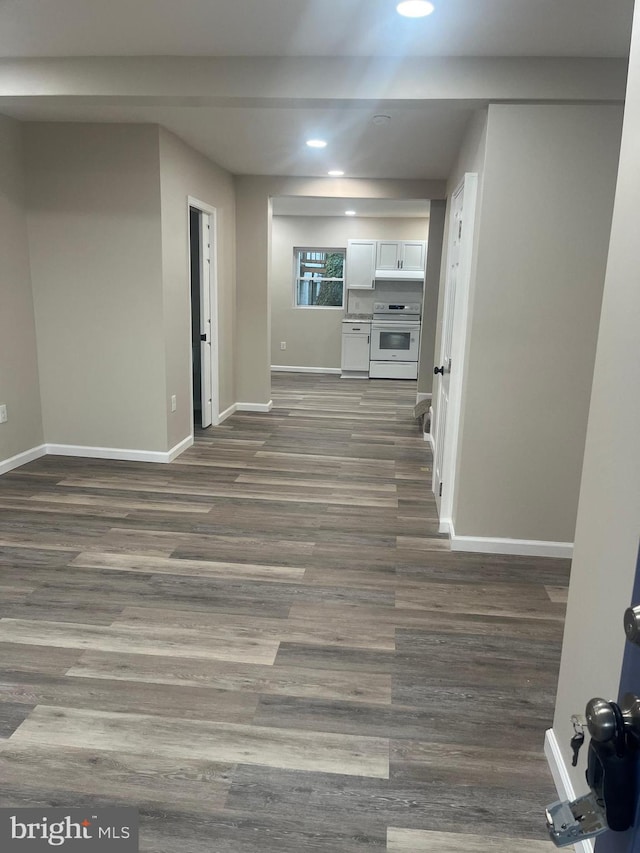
(346, 239, 376, 289)
(376, 240, 426, 272)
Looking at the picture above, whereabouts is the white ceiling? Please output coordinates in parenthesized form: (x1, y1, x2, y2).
(0, 99, 474, 180)
(0, 0, 633, 59)
(0, 1, 634, 181)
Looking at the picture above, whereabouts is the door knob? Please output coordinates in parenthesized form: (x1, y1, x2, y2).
(434, 365, 445, 375)
(624, 605, 640, 644)
(585, 697, 620, 744)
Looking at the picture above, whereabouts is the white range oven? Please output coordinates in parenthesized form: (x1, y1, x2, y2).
(370, 302, 421, 379)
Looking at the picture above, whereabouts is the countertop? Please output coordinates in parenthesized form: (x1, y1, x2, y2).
(342, 313, 373, 322)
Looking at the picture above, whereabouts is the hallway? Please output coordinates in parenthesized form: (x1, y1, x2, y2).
(0, 373, 568, 851)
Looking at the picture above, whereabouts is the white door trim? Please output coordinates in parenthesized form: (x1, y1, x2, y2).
(434, 173, 478, 529)
(199, 210, 213, 428)
(187, 196, 220, 427)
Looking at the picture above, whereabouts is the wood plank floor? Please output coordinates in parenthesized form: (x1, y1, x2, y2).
(0, 373, 570, 851)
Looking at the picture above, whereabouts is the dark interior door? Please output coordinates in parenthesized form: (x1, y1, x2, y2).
(595, 546, 640, 852)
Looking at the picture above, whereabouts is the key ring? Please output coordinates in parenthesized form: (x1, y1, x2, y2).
(571, 714, 586, 735)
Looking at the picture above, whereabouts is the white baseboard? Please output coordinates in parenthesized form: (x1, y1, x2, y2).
(1, 440, 193, 472)
(436, 520, 574, 559)
(218, 402, 273, 421)
(2, 407, 280, 473)
(217, 403, 238, 424)
(450, 532, 573, 559)
(271, 366, 341, 375)
(236, 401, 273, 413)
(167, 434, 193, 462)
(45, 440, 190, 464)
(438, 517, 452, 535)
(416, 391, 432, 403)
(0, 444, 47, 476)
(545, 729, 594, 853)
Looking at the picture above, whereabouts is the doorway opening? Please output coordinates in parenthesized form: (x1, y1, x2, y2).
(188, 199, 219, 430)
(268, 195, 432, 393)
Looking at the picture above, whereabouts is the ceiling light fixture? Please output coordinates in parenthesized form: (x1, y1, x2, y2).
(328, 170, 345, 177)
(306, 139, 327, 148)
(396, 1, 435, 18)
(372, 114, 391, 127)
(345, 210, 357, 216)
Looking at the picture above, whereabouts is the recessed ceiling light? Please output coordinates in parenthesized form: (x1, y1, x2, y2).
(396, 1, 435, 18)
(306, 139, 327, 149)
(372, 114, 391, 127)
(345, 210, 357, 216)
(328, 170, 345, 177)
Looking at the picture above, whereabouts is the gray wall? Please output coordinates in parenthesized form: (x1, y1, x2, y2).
(271, 215, 429, 371)
(24, 123, 167, 452)
(552, 2, 640, 789)
(159, 128, 236, 442)
(2, 121, 237, 460)
(451, 104, 623, 543)
(0, 114, 43, 464)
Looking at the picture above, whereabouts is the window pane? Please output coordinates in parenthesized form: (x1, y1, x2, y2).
(324, 252, 344, 278)
(295, 248, 345, 307)
(296, 279, 343, 307)
(298, 250, 344, 280)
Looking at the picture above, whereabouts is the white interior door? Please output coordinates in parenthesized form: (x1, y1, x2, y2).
(432, 174, 478, 530)
(199, 212, 212, 428)
(433, 188, 462, 515)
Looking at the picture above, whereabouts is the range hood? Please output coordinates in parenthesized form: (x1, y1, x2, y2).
(374, 268, 425, 281)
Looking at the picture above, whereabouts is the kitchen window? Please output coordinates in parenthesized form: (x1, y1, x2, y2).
(294, 248, 345, 308)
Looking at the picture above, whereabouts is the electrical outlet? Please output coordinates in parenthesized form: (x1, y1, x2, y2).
(280, 341, 286, 350)
(170, 395, 177, 413)
(0, 404, 6, 424)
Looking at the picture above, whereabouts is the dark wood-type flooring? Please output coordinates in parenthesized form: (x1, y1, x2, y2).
(0, 373, 570, 851)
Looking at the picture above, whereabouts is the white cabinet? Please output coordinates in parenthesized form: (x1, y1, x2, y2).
(347, 238, 427, 288)
(376, 241, 402, 271)
(401, 241, 427, 271)
(346, 240, 376, 289)
(375, 240, 426, 272)
(341, 322, 371, 374)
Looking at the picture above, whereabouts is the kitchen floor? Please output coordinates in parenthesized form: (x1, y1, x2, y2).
(0, 373, 568, 851)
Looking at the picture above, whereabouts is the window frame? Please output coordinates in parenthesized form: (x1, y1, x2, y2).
(293, 246, 346, 310)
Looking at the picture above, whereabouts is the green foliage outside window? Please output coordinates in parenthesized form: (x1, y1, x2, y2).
(295, 249, 345, 307)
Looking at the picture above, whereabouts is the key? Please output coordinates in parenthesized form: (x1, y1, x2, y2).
(571, 731, 585, 767)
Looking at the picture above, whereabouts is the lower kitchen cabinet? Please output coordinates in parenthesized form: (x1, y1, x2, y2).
(341, 322, 370, 375)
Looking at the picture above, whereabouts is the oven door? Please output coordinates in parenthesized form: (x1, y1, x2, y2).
(370, 322, 420, 361)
